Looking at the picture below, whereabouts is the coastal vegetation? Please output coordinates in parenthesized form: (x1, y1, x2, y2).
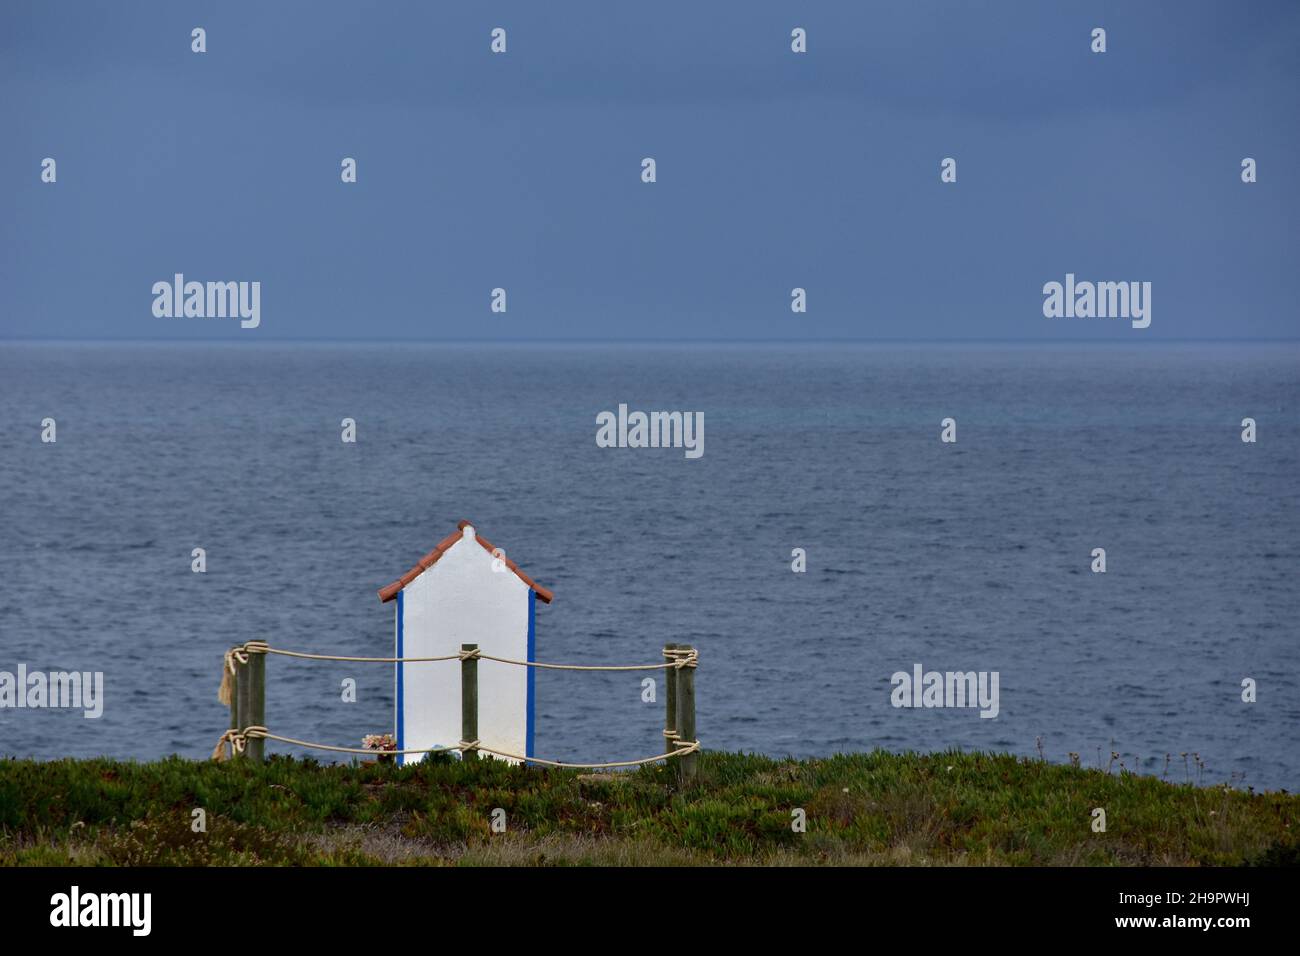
(1, 750, 1294, 866)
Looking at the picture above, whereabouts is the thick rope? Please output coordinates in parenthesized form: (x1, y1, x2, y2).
(475, 651, 690, 671)
(211, 728, 246, 762)
(217, 644, 255, 707)
(210, 726, 699, 768)
(663, 647, 699, 669)
(213, 727, 466, 757)
(256, 729, 461, 756)
(478, 740, 699, 769)
(247, 642, 462, 664)
(220, 640, 696, 672)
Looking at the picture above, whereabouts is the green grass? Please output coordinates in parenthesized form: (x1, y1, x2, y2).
(0, 750, 1295, 866)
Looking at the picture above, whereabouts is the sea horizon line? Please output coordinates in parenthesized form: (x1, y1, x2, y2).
(3, 336, 1300, 348)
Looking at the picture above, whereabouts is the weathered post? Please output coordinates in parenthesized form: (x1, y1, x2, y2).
(235, 654, 252, 761)
(228, 660, 239, 733)
(247, 649, 266, 764)
(675, 645, 698, 785)
(663, 643, 679, 769)
(461, 643, 479, 761)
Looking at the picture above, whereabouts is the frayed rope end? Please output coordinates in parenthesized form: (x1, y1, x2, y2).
(211, 730, 234, 762)
(217, 665, 233, 707)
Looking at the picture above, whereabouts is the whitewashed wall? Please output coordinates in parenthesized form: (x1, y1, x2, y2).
(394, 527, 532, 765)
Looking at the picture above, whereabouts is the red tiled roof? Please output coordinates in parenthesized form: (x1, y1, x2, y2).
(377, 519, 554, 604)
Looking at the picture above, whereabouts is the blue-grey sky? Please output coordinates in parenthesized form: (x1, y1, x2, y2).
(2, 1, 1297, 340)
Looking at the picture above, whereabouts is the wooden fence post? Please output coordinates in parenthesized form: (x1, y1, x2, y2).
(247, 649, 266, 764)
(461, 643, 479, 761)
(663, 643, 679, 770)
(228, 661, 239, 734)
(675, 645, 697, 785)
(235, 655, 251, 761)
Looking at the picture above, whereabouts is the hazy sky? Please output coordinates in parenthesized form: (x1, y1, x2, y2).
(2, 1, 1297, 341)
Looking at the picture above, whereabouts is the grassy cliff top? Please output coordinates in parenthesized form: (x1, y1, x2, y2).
(1, 750, 1294, 866)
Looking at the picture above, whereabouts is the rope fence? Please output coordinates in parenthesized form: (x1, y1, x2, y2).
(213, 639, 701, 781)
(221, 639, 696, 673)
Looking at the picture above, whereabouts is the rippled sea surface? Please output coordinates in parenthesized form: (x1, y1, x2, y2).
(1, 342, 1297, 790)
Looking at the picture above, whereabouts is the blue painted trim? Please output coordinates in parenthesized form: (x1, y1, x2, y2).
(526, 590, 536, 763)
(396, 590, 405, 767)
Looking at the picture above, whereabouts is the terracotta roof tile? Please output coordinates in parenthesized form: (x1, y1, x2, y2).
(377, 520, 554, 604)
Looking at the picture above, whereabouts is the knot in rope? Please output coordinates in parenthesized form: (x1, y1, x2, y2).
(210, 725, 270, 762)
(458, 739, 480, 754)
(664, 646, 699, 669)
(228, 640, 268, 667)
(457, 647, 482, 661)
(210, 729, 245, 762)
(218, 641, 271, 705)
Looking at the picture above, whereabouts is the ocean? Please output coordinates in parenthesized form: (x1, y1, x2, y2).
(1, 341, 1297, 790)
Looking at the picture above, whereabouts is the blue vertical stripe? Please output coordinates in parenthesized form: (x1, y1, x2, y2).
(526, 589, 536, 762)
(395, 590, 405, 767)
